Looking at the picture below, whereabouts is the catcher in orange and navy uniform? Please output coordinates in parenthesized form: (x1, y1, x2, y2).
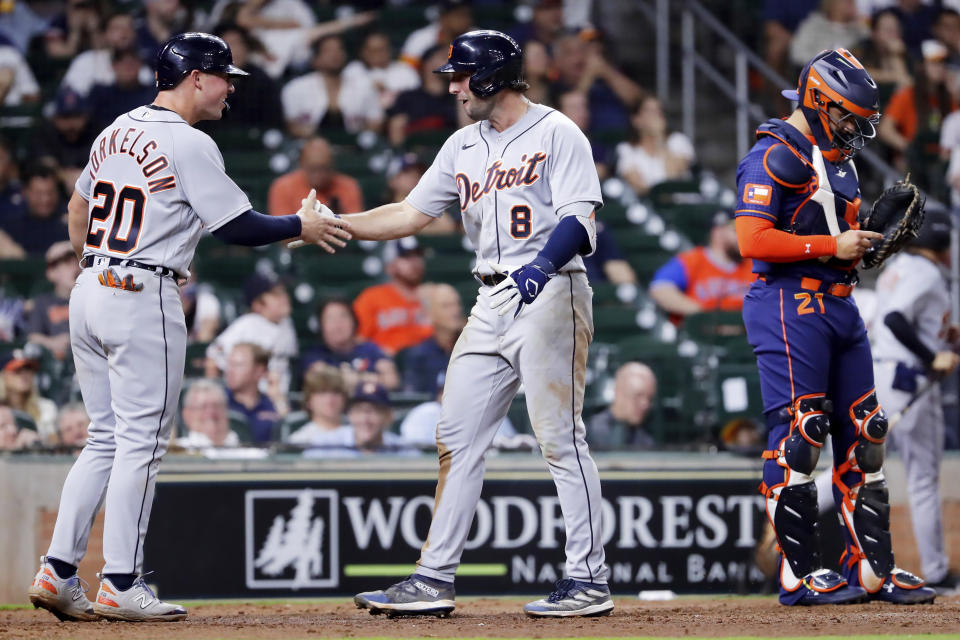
(736, 49, 936, 606)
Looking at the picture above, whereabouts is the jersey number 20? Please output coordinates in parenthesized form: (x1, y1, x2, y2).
(510, 205, 532, 239)
(85, 180, 145, 254)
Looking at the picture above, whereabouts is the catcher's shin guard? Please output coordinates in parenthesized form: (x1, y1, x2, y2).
(834, 390, 902, 593)
(761, 394, 832, 592)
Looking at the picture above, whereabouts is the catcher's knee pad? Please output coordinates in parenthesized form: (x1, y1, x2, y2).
(850, 390, 887, 473)
(773, 482, 823, 583)
(768, 394, 832, 478)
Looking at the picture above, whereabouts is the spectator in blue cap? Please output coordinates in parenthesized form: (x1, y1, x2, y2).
(37, 88, 96, 192)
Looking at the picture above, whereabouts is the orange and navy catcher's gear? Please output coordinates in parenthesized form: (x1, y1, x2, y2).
(781, 49, 880, 163)
(738, 50, 934, 605)
(735, 117, 862, 284)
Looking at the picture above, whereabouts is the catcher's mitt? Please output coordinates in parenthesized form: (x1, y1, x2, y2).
(859, 176, 925, 269)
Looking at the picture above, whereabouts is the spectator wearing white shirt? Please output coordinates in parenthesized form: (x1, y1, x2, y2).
(342, 31, 420, 111)
(399, 0, 472, 69)
(941, 106, 960, 206)
(286, 365, 349, 446)
(303, 381, 417, 458)
(0, 45, 38, 106)
(177, 379, 239, 448)
(616, 96, 694, 196)
(218, 0, 373, 79)
(60, 12, 153, 98)
(206, 272, 297, 393)
(282, 34, 383, 139)
(789, 0, 868, 67)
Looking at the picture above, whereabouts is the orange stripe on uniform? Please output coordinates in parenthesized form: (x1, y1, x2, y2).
(779, 288, 796, 403)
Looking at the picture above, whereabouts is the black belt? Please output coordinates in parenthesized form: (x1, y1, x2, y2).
(81, 255, 180, 279)
(476, 273, 507, 287)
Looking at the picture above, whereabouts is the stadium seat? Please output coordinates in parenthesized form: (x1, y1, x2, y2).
(0, 257, 47, 297)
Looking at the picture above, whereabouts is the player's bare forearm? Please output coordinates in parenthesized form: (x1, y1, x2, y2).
(67, 190, 89, 260)
(343, 201, 434, 241)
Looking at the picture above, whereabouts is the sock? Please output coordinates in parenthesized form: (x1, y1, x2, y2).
(104, 573, 137, 591)
(46, 557, 77, 579)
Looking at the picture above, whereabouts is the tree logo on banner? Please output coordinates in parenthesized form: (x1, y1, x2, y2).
(244, 489, 339, 590)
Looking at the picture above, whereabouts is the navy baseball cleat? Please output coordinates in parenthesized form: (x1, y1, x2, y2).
(868, 569, 936, 604)
(354, 574, 455, 617)
(523, 578, 614, 617)
(784, 570, 867, 606)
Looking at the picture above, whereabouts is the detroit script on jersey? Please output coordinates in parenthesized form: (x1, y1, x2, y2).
(405, 102, 601, 273)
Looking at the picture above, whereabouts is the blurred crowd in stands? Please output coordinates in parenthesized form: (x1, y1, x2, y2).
(0, 0, 957, 457)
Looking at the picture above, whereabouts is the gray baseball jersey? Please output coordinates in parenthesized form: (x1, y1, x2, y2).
(871, 251, 952, 583)
(871, 252, 950, 366)
(406, 101, 600, 273)
(75, 106, 250, 276)
(47, 105, 251, 577)
(399, 101, 609, 587)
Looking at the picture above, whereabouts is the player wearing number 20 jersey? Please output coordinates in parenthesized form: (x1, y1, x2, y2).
(28, 33, 350, 624)
(76, 105, 250, 275)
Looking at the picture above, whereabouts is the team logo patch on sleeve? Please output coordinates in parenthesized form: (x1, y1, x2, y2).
(744, 183, 772, 206)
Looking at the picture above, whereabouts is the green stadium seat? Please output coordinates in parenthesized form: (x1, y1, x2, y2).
(297, 253, 383, 284)
(417, 234, 471, 254)
(0, 257, 47, 297)
(424, 254, 473, 282)
(184, 342, 209, 378)
(711, 363, 765, 425)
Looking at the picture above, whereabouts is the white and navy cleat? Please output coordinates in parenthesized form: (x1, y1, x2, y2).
(354, 574, 455, 618)
(523, 578, 614, 617)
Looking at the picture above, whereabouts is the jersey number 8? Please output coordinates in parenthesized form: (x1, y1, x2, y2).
(85, 180, 146, 254)
(510, 205, 532, 239)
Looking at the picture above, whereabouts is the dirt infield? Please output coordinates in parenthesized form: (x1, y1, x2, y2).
(1, 595, 958, 639)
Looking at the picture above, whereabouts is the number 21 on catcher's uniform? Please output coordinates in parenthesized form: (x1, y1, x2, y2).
(85, 179, 146, 254)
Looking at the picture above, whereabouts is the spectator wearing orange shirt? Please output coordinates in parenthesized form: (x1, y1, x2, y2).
(353, 238, 433, 355)
(267, 136, 363, 216)
(878, 40, 958, 160)
(649, 210, 754, 324)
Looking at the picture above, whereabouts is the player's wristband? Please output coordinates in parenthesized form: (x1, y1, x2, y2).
(212, 208, 302, 246)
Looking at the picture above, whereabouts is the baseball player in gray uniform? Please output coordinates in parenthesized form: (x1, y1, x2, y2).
(871, 208, 960, 593)
(343, 30, 611, 618)
(27, 33, 350, 622)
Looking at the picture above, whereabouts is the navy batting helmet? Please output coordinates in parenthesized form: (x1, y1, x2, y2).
(782, 48, 880, 162)
(433, 30, 525, 98)
(910, 207, 952, 253)
(156, 32, 249, 91)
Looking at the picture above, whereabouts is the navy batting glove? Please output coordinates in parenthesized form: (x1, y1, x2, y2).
(510, 255, 555, 304)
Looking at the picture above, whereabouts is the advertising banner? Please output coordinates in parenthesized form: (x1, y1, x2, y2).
(145, 470, 770, 598)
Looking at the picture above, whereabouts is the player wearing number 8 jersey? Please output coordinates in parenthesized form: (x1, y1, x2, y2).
(27, 33, 350, 623)
(344, 30, 611, 617)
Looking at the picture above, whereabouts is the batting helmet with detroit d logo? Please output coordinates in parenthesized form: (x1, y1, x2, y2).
(155, 32, 249, 91)
(433, 29, 526, 98)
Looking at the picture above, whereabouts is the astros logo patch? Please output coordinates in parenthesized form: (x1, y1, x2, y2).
(744, 183, 772, 206)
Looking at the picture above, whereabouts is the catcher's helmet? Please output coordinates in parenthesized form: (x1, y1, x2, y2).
(156, 32, 249, 91)
(433, 29, 525, 98)
(782, 48, 880, 162)
(910, 207, 952, 252)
